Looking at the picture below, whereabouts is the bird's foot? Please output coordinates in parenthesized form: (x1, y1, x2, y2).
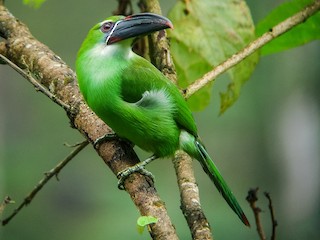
(94, 132, 118, 147)
(94, 133, 133, 148)
(117, 155, 157, 190)
(117, 167, 155, 190)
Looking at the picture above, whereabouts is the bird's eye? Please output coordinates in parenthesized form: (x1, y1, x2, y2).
(100, 22, 113, 33)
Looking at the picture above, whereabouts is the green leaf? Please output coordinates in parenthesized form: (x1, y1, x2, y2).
(256, 0, 320, 55)
(168, 0, 258, 113)
(136, 216, 158, 234)
(23, 0, 47, 9)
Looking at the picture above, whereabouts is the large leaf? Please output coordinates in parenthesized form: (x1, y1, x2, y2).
(168, 0, 258, 113)
(256, 0, 320, 55)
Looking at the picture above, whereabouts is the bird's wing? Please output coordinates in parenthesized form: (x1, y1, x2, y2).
(121, 55, 198, 136)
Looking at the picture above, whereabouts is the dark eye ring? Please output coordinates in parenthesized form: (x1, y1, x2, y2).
(101, 22, 113, 33)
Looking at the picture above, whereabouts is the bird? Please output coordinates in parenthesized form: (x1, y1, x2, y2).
(75, 12, 250, 226)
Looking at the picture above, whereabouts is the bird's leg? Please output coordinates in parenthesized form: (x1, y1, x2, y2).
(117, 155, 157, 190)
(94, 132, 134, 148)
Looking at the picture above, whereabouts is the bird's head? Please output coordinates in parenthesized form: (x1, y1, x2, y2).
(79, 13, 173, 53)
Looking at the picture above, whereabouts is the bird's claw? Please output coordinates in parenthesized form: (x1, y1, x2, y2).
(93, 133, 118, 148)
(117, 166, 155, 190)
(94, 133, 134, 149)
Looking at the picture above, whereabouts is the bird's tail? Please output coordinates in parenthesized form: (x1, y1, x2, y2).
(195, 140, 250, 226)
(180, 130, 249, 226)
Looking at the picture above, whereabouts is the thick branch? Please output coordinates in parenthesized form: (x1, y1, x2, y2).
(0, 5, 177, 239)
(185, 0, 320, 98)
(174, 151, 213, 240)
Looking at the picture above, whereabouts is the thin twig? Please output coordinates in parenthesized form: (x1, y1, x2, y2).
(185, 0, 320, 98)
(265, 192, 277, 240)
(246, 188, 266, 240)
(0, 196, 15, 216)
(1, 140, 89, 226)
(63, 141, 88, 148)
(0, 54, 71, 112)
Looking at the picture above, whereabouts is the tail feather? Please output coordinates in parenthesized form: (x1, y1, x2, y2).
(195, 141, 250, 227)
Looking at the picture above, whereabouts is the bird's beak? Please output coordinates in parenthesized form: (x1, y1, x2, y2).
(107, 13, 173, 45)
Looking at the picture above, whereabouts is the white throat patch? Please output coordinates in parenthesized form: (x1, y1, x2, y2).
(89, 43, 133, 60)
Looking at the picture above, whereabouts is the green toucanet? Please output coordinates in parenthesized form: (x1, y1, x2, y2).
(76, 13, 249, 226)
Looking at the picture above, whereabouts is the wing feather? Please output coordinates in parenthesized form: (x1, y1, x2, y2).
(121, 55, 198, 136)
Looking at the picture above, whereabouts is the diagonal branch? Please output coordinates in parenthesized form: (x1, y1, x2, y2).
(0, 4, 177, 239)
(185, 0, 320, 98)
(1, 140, 89, 226)
(0, 54, 70, 111)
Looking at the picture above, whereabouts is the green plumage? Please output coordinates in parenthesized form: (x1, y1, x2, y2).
(76, 13, 249, 226)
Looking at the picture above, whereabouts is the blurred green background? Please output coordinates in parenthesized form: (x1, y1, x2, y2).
(0, 0, 319, 239)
